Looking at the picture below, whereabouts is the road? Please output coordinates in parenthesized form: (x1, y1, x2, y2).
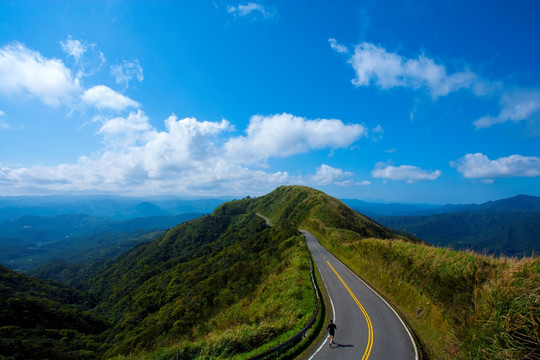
(302, 230, 418, 360)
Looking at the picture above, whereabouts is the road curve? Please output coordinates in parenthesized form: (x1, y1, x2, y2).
(302, 230, 417, 360)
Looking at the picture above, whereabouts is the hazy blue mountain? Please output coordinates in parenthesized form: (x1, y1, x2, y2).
(0, 195, 227, 221)
(341, 199, 442, 216)
(372, 195, 540, 257)
(0, 213, 202, 271)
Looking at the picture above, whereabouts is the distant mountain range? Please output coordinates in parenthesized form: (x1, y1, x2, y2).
(342, 194, 540, 216)
(0, 195, 226, 221)
(0, 213, 202, 271)
(344, 195, 540, 257)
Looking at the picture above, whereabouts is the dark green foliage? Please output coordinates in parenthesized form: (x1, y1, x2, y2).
(0, 265, 108, 359)
(75, 212, 307, 357)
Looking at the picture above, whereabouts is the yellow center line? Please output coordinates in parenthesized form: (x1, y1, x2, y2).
(327, 261, 373, 360)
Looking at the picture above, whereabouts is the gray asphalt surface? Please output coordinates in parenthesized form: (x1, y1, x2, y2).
(302, 230, 417, 360)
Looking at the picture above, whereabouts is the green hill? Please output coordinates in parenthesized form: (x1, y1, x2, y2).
(1, 185, 537, 360)
(221, 186, 538, 360)
(1, 197, 319, 359)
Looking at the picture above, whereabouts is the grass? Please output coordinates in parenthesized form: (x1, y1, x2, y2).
(111, 234, 317, 360)
(113, 185, 539, 359)
(312, 234, 539, 360)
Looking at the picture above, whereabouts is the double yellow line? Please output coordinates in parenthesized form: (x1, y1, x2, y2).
(327, 261, 374, 360)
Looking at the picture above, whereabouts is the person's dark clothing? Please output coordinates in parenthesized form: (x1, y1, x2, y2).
(327, 323, 337, 335)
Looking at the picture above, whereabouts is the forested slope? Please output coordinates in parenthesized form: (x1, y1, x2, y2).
(1, 201, 317, 359)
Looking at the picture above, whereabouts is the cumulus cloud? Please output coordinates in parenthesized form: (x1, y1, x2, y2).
(331, 41, 478, 98)
(308, 164, 353, 186)
(372, 163, 441, 183)
(225, 113, 366, 165)
(0, 110, 371, 195)
(82, 85, 140, 111)
(474, 90, 540, 128)
(0, 42, 80, 106)
(110, 60, 144, 89)
(452, 153, 540, 178)
(227, 2, 276, 18)
(330, 39, 540, 131)
(0, 114, 287, 195)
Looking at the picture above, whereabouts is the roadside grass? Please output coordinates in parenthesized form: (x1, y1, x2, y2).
(111, 235, 317, 360)
(311, 230, 539, 360)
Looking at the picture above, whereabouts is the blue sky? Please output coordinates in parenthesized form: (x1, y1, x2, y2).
(0, 0, 539, 203)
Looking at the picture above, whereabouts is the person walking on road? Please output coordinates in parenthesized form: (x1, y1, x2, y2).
(327, 319, 337, 346)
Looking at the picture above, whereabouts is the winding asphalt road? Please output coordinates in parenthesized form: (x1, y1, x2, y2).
(302, 230, 418, 360)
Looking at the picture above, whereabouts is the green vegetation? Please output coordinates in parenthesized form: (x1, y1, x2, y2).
(0, 265, 108, 359)
(2, 185, 537, 359)
(89, 213, 316, 358)
(243, 185, 538, 360)
(1, 201, 317, 359)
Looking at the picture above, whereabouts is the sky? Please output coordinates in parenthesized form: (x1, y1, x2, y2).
(0, 0, 539, 204)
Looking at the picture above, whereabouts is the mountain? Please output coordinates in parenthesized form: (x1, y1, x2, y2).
(0, 213, 202, 271)
(341, 198, 443, 216)
(343, 194, 540, 216)
(0, 195, 226, 221)
(373, 194, 540, 256)
(4, 188, 333, 359)
(2, 186, 537, 360)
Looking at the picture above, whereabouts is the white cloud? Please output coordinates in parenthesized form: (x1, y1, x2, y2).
(60, 37, 87, 63)
(0, 114, 287, 196)
(0, 42, 80, 106)
(0, 111, 372, 196)
(82, 85, 140, 111)
(333, 41, 477, 98)
(453, 153, 540, 178)
(474, 90, 540, 128)
(225, 113, 366, 165)
(60, 37, 105, 79)
(96, 109, 152, 149)
(308, 164, 353, 186)
(110, 60, 144, 88)
(330, 39, 540, 131)
(328, 38, 349, 54)
(227, 2, 275, 18)
(372, 163, 441, 183)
